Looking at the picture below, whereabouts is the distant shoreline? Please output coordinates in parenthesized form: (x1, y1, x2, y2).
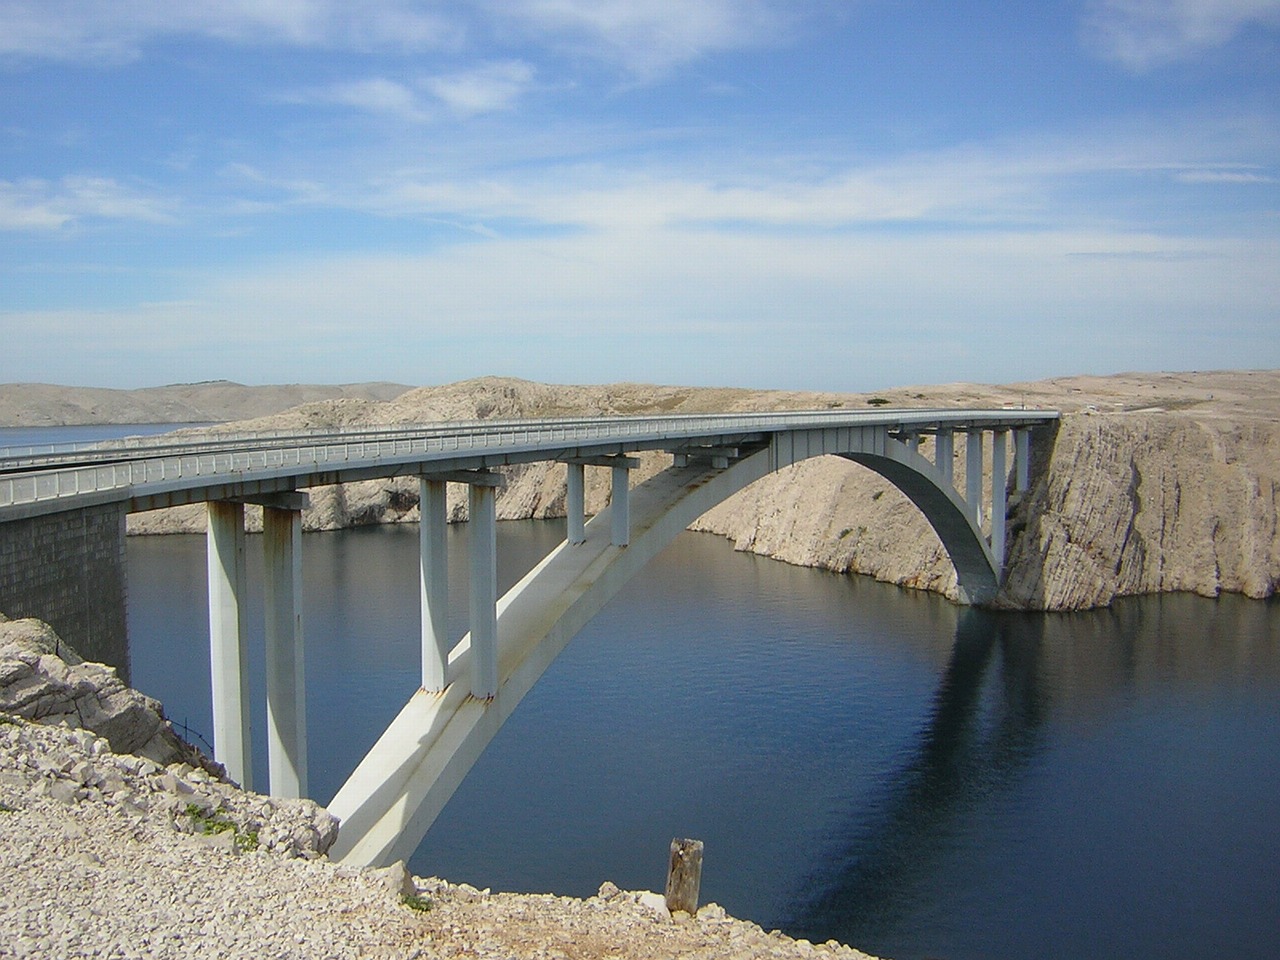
(0, 381, 412, 428)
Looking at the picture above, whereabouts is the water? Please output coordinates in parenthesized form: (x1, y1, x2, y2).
(0, 423, 212, 454)
(122, 522, 1280, 960)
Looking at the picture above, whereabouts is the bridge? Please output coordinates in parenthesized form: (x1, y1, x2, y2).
(0, 407, 1058, 866)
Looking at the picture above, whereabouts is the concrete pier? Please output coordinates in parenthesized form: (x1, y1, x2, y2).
(990, 430, 1008, 568)
(611, 464, 630, 547)
(566, 463, 585, 546)
(419, 478, 449, 692)
(264, 503, 307, 799)
(206, 501, 252, 790)
(966, 430, 984, 528)
(935, 429, 955, 485)
(469, 483, 498, 699)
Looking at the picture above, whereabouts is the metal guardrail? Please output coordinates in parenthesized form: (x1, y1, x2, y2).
(0, 409, 1057, 511)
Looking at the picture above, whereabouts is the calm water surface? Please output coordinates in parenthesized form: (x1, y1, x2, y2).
(0, 423, 210, 453)
(122, 522, 1280, 960)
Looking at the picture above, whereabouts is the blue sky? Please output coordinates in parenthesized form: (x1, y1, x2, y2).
(2, 0, 1277, 391)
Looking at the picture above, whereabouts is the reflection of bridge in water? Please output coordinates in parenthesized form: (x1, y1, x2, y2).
(0, 408, 1057, 866)
(783, 610, 1049, 947)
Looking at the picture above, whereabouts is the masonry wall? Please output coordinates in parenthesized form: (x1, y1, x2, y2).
(0, 504, 130, 679)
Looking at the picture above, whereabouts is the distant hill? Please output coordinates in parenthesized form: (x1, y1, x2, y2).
(0, 381, 413, 427)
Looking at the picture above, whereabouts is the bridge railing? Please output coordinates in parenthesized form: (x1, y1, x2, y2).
(0, 409, 1057, 510)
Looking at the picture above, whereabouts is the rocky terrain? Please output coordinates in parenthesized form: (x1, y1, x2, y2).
(116, 370, 1280, 611)
(0, 380, 410, 427)
(0, 612, 879, 960)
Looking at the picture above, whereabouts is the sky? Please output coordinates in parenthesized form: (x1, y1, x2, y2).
(1, 0, 1278, 392)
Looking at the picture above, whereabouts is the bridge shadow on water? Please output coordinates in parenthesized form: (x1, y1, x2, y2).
(780, 609, 1050, 954)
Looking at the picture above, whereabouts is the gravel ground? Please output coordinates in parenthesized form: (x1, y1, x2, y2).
(0, 717, 881, 960)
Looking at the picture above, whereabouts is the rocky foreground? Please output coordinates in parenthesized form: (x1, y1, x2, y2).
(0, 614, 879, 960)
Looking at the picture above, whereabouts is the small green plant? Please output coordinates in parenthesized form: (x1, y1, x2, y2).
(186, 802, 258, 852)
(401, 893, 434, 913)
(866, 397, 891, 406)
(0, 800, 18, 813)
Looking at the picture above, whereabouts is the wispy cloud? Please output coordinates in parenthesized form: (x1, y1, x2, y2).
(0, 0, 458, 63)
(489, 0, 792, 76)
(1175, 167, 1277, 183)
(0, 176, 174, 231)
(423, 61, 536, 116)
(338, 120, 1276, 234)
(1084, 0, 1280, 69)
(0, 0, 791, 76)
(276, 60, 536, 125)
(279, 77, 428, 122)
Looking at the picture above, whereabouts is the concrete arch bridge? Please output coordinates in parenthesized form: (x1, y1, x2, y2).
(0, 408, 1057, 866)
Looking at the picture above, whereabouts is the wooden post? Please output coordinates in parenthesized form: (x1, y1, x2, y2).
(665, 838, 704, 915)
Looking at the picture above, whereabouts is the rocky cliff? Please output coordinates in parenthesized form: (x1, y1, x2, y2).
(122, 372, 1280, 611)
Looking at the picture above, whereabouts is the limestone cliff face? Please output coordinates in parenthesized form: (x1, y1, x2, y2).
(691, 412, 1280, 610)
(124, 374, 1280, 611)
(998, 413, 1280, 609)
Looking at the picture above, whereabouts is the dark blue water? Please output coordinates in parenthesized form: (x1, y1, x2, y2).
(121, 523, 1280, 960)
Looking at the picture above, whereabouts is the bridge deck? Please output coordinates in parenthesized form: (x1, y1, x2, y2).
(1, 408, 1057, 521)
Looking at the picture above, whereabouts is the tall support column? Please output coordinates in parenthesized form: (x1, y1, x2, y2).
(419, 478, 449, 692)
(206, 501, 252, 790)
(468, 484, 498, 699)
(611, 464, 630, 547)
(990, 430, 1008, 569)
(965, 429, 984, 528)
(1014, 428, 1032, 493)
(264, 505, 307, 798)
(566, 462, 586, 545)
(935, 430, 955, 486)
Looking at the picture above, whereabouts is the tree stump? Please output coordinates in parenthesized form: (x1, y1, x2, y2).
(665, 838, 704, 915)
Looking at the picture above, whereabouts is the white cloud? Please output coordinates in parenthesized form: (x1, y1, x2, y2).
(281, 77, 428, 122)
(1084, 0, 1280, 69)
(8, 225, 1275, 388)
(0, 0, 789, 72)
(327, 113, 1277, 238)
(1175, 168, 1277, 183)
(0, 0, 458, 63)
(423, 61, 535, 116)
(484, 0, 791, 75)
(0, 177, 174, 231)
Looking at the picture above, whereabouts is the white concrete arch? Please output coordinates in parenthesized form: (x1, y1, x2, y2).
(328, 425, 1005, 866)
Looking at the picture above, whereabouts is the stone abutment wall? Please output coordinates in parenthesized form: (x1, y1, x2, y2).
(0, 503, 130, 678)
